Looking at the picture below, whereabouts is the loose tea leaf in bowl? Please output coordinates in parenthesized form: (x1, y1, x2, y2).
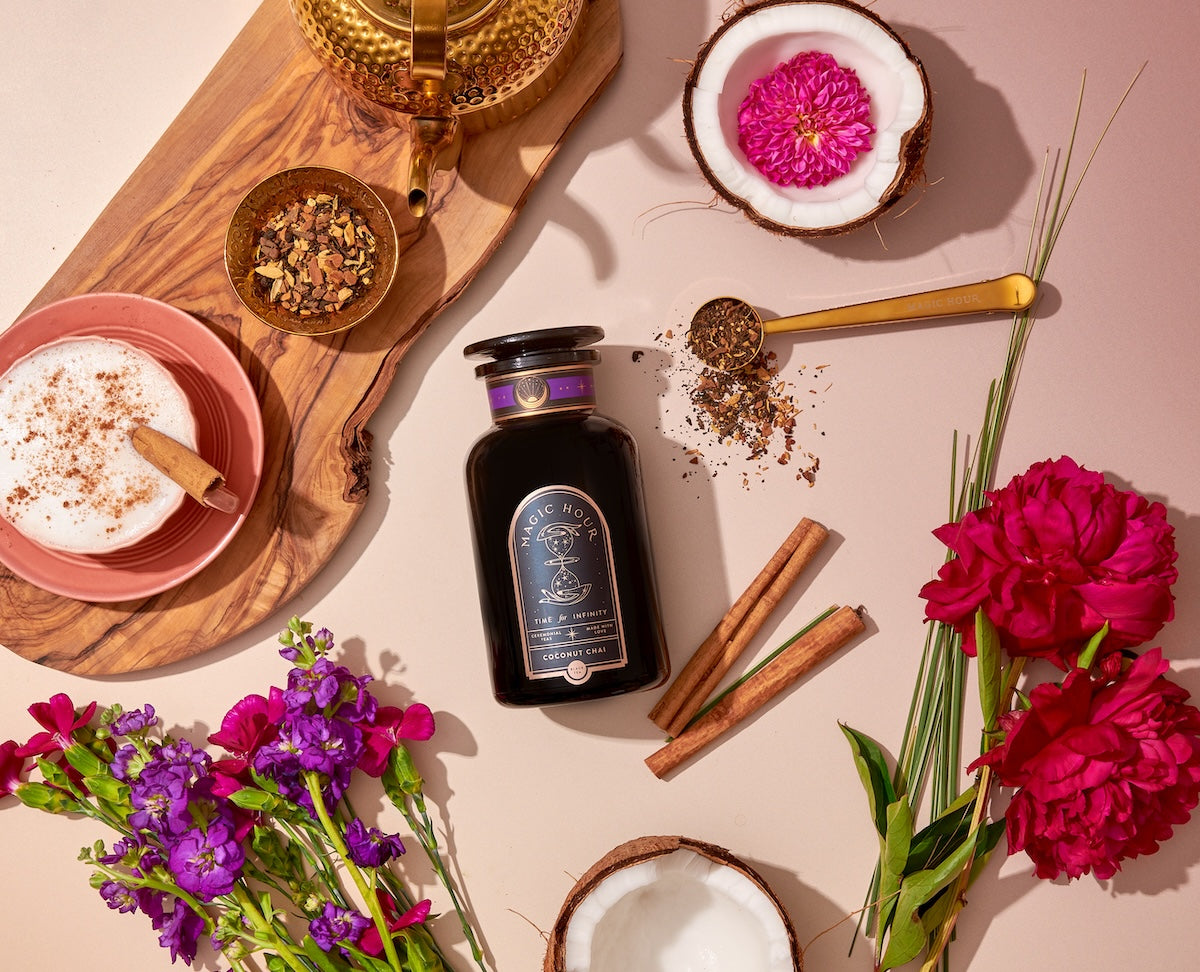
(253, 194, 378, 317)
(225, 166, 398, 336)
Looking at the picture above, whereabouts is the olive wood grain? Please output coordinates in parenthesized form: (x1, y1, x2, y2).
(0, 0, 622, 673)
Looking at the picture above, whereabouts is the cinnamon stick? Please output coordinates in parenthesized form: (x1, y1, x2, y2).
(649, 517, 828, 737)
(131, 425, 238, 512)
(645, 604, 865, 779)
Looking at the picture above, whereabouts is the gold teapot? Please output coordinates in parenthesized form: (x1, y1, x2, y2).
(288, 0, 588, 216)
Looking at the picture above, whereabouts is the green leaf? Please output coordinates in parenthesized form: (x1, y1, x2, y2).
(1077, 621, 1110, 672)
(974, 610, 1003, 734)
(840, 723, 898, 838)
(878, 823, 983, 970)
(882, 798, 913, 880)
(872, 798, 914, 951)
(400, 928, 448, 972)
(348, 948, 399, 972)
(906, 788, 977, 873)
(301, 936, 345, 972)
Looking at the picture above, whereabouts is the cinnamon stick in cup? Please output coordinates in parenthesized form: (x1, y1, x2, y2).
(131, 426, 239, 513)
(645, 604, 865, 779)
(649, 517, 828, 737)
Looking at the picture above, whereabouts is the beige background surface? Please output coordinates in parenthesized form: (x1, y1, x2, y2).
(2, 1, 1199, 969)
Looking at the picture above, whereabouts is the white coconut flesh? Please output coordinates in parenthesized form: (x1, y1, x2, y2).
(561, 848, 796, 972)
(686, 0, 929, 234)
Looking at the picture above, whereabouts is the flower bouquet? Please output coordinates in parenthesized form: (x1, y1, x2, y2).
(0, 619, 489, 972)
(841, 71, 1200, 971)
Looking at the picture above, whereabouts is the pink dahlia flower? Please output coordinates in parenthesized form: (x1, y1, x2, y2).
(737, 50, 874, 189)
(971, 648, 1200, 880)
(920, 457, 1177, 669)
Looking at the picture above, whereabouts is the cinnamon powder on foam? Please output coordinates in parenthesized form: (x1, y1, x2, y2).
(0, 338, 195, 552)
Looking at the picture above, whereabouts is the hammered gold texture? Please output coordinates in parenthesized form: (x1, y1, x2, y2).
(288, 0, 585, 129)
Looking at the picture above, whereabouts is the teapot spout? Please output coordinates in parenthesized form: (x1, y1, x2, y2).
(407, 116, 461, 217)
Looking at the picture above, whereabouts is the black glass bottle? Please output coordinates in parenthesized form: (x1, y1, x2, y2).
(463, 326, 669, 706)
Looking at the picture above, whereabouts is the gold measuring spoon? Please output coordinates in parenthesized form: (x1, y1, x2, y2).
(687, 272, 1038, 371)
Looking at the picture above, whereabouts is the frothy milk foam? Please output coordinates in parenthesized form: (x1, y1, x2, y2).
(0, 336, 198, 554)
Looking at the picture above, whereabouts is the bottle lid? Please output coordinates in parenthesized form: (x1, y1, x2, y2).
(464, 325, 604, 378)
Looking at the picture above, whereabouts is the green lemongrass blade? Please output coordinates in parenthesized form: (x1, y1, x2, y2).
(1043, 66, 1144, 272)
(685, 606, 839, 726)
(947, 431, 959, 522)
(894, 623, 941, 792)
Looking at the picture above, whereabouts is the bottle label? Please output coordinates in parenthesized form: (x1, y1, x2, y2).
(485, 366, 595, 422)
(508, 485, 627, 684)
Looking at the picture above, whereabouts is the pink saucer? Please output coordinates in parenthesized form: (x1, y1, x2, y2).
(0, 293, 265, 602)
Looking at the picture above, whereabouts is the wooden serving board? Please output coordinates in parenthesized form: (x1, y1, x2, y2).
(0, 0, 622, 674)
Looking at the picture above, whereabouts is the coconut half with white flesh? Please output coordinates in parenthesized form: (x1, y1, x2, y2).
(683, 0, 931, 237)
(544, 836, 803, 972)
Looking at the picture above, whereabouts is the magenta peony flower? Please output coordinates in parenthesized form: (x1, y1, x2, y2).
(737, 50, 874, 189)
(971, 648, 1200, 880)
(920, 456, 1177, 669)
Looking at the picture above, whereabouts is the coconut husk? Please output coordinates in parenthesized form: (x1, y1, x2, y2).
(682, 0, 932, 238)
(543, 834, 804, 971)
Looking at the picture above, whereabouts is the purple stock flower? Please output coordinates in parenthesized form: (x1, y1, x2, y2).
(308, 901, 370, 955)
(99, 879, 141, 914)
(112, 704, 158, 736)
(152, 896, 206, 965)
(100, 835, 164, 875)
(286, 658, 376, 724)
(128, 768, 192, 836)
(345, 817, 406, 868)
(157, 739, 212, 779)
(167, 818, 246, 901)
(109, 743, 145, 782)
(254, 710, 365, 816)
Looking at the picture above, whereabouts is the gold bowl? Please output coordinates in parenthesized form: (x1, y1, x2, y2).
(225, 166, 399, 336)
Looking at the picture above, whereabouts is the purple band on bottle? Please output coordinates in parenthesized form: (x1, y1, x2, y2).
(486, 369, 596, 420)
